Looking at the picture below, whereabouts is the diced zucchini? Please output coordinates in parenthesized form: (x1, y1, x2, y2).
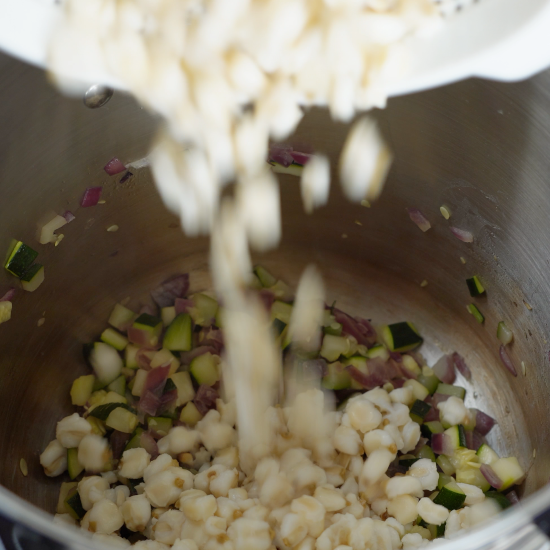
(320, 334, 350, 362)
(249, 273, 263, 289)
(417, 373, 440, 395)
(151, 348, 180, 375)
(125, 344, 140, 369)
(366, 344, 390, 361)
(399, 455, 419, 468)
(437, 473, 453, 490)
(57, 482, 78, 514)
(410, 399, 432, 422)
(131, 369, 148, 397)
(20, 263, 44, 292)
(477, 444, 500, 465)
(324, 322, 343, 336)
(108, 303, 136, 332)
(269, 161, 304, 177)
(491, 457, 525, 490)
(455, 467, 490, 491)
(124, 427, 144, 451)
(89, 402, 133, 421)
(403, 379, 430, 402)
(89, 342, 123, 387)
(402, 355, 421, 376)
(344, 356, 369, 390)
(132, 313, 163, 347)
(321, 362, 352, 390)
(180, 402, 203, 426)
(161, 306, 177, 327)
(163, 313, 192, 352)
(485, 491, 512, 510)
(427, 523, 446, 539)
(70, 375, 95, 406)
(421, 421, 444, 438)
(86, 416, 106, 436)
(444, 425, 466, 451)
(64, 488, 86, 520)
(497, 321, 514, 345)
(272, 318, 287, 337)
(101, 328, 129, 351)
(189, 293, 219, 326)
(416, 445, 436, 462)
(433, 481, 466, 510)
(466, 276, 485, 297)
(467, 303, 485, 324)
(107, 375, 126, 396)
(190, 352, 220, 386)
(106, 407, 138, 433)
(170, 371, 196, 406)
(381, 322, 423, 352)
(254, 265, 277, 288)
(436, 383, 466, 400)
(0, 301, 12, 324)
(67, 448, 84, 480)
(270, 280, 293, 301)
(148, 417, 173, 437)
(271, 300, 293, 325)
(436, 455, 455, 476)
(4, 241, 38, 277)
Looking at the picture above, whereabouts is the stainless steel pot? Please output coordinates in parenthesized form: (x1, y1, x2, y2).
(1, 50, 550, 550)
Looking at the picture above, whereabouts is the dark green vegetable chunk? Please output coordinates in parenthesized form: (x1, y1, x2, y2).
(466, 276, 485, 297)
(4, 241, 38, 277)
(89, 402, 134, 421)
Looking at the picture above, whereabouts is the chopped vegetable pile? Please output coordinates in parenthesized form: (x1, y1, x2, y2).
(41, 266, 524, 550)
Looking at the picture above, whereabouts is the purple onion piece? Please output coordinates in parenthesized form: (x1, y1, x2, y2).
(480, 464, 503, 489)
(0, 288, 15, 302)
(104, 157, 126, 175)
(151, 274, 190, 308)
(140, 432, 159, 459)
(407, 208, 431, 232)
(432, 433, 453, 456)
(194, 385, 219, 417)
(506, 490, 520, 505)
(499, 345, 517, 376)
(63, 211, 75, 223)
(110, 430, 131, 460)
(450, 226, 474, 243)
(474, 409, 496, 436)
(268, 144, 294, 167)
(452, 352, 472, 381)
(432, 355, 456, 384)
(289, 151, 312, 166)
(81, 186, 103, 207)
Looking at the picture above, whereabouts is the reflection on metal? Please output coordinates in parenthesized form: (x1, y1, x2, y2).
(82, 84, 113, 109)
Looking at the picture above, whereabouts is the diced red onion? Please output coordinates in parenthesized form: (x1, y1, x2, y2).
(81, 186, 103, 207)
(104, 157, 126, 175)
(139, 305, 157, 317)
(499, 345, 517, 376)
(480, 464, 503, 489)
(432, 355, 456, 384)
(391, 378, 405, 389)
(179, 346, 217, 365)
(136, 349, 154, 370)
(194, 384, 219, 417)
(289, 151, 312, 166)
(159, 389, 177, 411)
(63, 211, 76, 223)
(138, 365, 170, 417)
(259, 289, 275, 312)
(332, 308, 377, 348)
(0, 288, 15, 302)
(151, 274, 190, 308)
(506, 490, 520, 505)
(199, 327, 224, 354)
(464, 430, 484, 451)
(450, 227, 474, 243)
(268, 144, 294, 167)
(413, 437, 429, 455)
(175, 298, 194, 315)
(110, 430, 131, 460)
(140, 432, 159, 459)
(423, 404, 439, 422)
(452, 352, 472, 380)
(128, 327, 152, 348)
(474, 409, 496, 436)
(432, 433, 454, 456)
(407, 208, 431, 232)
(119, 171, 133, 183)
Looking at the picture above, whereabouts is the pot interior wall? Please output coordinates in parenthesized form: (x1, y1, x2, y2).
(0, 53, 549, 517)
